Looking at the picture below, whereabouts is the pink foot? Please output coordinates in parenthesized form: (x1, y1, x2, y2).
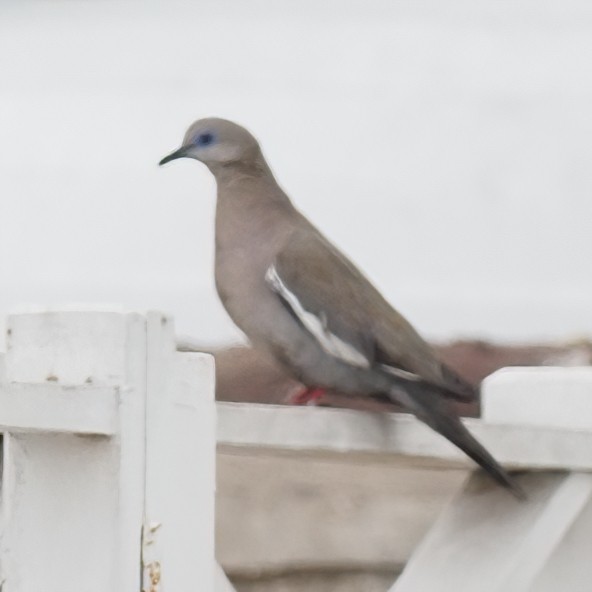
(289, 387, 327, 406)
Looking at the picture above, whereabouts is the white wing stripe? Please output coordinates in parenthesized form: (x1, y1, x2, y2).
(265, 265, 370, 368)
(379, 364, 422, 382)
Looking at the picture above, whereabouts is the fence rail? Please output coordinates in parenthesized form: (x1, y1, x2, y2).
(217, 397, 592, 471)
(0, 308, 215, 592)
(0, 308, 591, 592)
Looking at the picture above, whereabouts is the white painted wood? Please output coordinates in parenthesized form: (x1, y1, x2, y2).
(5, 308, 132, 386)
(2, 433, 125, 591)
(143, 311, 216, 591)
(215, 561, 238, 592)
(1, 309, 148, 592)
(483, 367, 592, 429)
(216, 368, 592, 591)
(1, 310, 591, 591)
(528, 488, 592, 592)
(497, 473, 592, 591)
(114, 313, 150, 592)
(0, 308, 220, 592)
(0, 353, 6, 384)
(217, 402, 592, 471)
(390, 471, 592, 592)
(0, 383, 117, 435)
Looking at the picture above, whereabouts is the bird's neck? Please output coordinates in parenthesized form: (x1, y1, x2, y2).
(209, 149, 273, 185)
(212, 156, 293, 211)
(212, 159, 298, 268)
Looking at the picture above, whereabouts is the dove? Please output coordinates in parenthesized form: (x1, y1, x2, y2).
(160, 117, 523, 497)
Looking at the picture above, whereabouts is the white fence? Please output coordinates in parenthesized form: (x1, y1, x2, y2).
(1, 308, 592, 591)
(0, 309, 216, 592)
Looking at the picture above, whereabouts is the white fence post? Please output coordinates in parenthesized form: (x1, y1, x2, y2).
(143, 311, 216, 591)
(0, 308, 216, 592)
(389, 367, 592, 592)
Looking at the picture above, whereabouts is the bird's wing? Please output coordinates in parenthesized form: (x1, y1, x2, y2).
(266, 230, 376, 368)
(266, 228, 476, 401)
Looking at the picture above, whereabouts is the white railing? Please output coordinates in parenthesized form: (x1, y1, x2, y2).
(1, 308, 591, 592)
(0, 308, 217, 592)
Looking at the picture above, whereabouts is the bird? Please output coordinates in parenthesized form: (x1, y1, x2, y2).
(160, 117, 523, 498)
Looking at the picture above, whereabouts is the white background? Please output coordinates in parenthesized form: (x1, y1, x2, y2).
(1, 0, 591, 345)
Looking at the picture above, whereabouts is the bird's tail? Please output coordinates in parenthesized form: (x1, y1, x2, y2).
(388, 384, 525, 499)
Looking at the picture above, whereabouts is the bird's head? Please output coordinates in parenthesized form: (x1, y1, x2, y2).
(159, 117, 261, 170)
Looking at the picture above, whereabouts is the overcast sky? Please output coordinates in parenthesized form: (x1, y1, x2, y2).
(1, 0, 591, 347)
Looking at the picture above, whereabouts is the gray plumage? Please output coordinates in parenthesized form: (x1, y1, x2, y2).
(160, 117, 523, 498)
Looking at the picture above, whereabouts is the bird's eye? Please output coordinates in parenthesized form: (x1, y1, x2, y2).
(196, 133, 214, 146)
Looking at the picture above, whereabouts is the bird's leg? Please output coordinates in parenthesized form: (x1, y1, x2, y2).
(289, 386, 327, 406)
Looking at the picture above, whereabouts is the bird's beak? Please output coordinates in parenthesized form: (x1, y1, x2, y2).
(159, 146, 190, 166)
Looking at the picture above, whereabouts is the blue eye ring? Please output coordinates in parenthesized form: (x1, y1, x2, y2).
(196, 132, 214, 146)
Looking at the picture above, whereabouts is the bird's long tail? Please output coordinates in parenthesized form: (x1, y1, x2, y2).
(388, 384, 525, 499)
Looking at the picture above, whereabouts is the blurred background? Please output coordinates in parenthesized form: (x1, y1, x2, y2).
(1, 1, 591, 590)
(1, 0, 591, 347)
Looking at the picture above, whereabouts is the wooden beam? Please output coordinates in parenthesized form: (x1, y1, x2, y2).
(390, 471, 592, 592)
(217, 402, 592, 471)
(0, 383, 118, 435)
